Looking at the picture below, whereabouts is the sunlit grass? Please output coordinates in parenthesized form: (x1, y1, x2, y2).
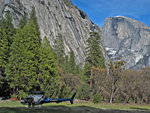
(0, 100, 24, 107)
(0, 101, 150, 113)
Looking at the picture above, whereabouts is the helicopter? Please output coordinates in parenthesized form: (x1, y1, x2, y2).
(21, 92, 76, 107)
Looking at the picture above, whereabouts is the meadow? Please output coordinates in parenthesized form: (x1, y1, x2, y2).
(1, 100, 150, 113)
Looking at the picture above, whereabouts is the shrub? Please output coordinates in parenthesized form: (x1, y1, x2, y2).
(92, 93, 102, 104)
(63, 0, 73, 8)
(129, 98, 134, 103)
(115, 98, 120, 104)
(59, 83, 70, 98)
(77, 83, 91, 100)
(18, 90, 28, 98)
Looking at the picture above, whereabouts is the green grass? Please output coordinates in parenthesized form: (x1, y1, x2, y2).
(0, 100, 150, 113)
(0, 101, 24, 107)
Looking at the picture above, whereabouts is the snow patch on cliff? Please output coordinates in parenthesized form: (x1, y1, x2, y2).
(135, 54, 143, 63)
(106, 48, 117, 59)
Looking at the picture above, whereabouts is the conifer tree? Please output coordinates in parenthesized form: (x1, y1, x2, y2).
(54, 34, 80, 74)
(64, 55, 69, 73)
(0, 11, 16, 46)
(39, 36, 59, 97)
(0, 11, 15, 97)
(74, 64, 81, 75)
(0, 28, 8, 76)
(54, 34, 65, 68)
(0, 11, 15, 77)
(82, 32, 106, 86)
(68, 51, 76, 74)
(19, 14, 27, 28)
(0, 28, 9, 97)
(81, 62, 91, 83)
(6, 21, 40, 97)
(30, 6, 40, 37)
(86, 32, 105, 68)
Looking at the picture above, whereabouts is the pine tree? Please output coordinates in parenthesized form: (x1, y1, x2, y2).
(0, 28, 9, 97)
(64, 55, 69, 73)
(30, 6, 40, 37)
(19, 14, 27, 28)
(0, 11, 16, 46)
(74, 64, 81, 75)
(0, 11, 15, 97)
(54, 34, 81, 75)
(39, 36, 59, 97)
(0, 11, 15, 77)
(0, 28, 8, 75)
(6, 21, 40, 97)
(68, 51, 76, 74)
(86, 32, 105, 68)
(81, 62, 91, 83)
(54, 34, 65, 68)
(82, 32, 106, 86)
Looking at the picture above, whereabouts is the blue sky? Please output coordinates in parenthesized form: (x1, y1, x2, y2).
(71, 0, 150, 27)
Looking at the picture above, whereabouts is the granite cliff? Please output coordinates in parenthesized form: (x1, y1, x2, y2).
(0, 0, 109, 67)
(102, 16, 150, 70)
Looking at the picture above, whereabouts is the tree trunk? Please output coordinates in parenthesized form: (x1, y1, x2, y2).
(90, 67, 93, 88)
(90, 79, 93, 88)
(37, 72, 40, 80)
(110, 76, 114, 103)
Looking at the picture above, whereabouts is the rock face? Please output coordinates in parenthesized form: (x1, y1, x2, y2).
(102, 16, 150, 70)
(0, 0, 109, 67)
(0, 0, 5, 18)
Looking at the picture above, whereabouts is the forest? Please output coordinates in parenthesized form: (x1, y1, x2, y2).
(1, 7, 150, 105)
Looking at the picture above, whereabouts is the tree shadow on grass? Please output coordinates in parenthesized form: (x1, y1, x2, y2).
(130, 107, 149, 111)
(0, 105, 101, 113)
(0, 107, 69, 113)
(0, 105, 150, 113)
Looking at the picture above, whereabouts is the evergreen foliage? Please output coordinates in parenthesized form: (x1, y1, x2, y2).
(5, 21, 40, 97)
(64, 55, 69, 73)
(86, 32, 105, 68)
(54, 34, 65, 68)
(54, 35, 81, 75)
(92, 93, 102, 104)
(68, 51, 76, 74)
(58, 82, 70, 98)
(19, 14, 27, 28)
(74, 64, 81, 75)
(0, 11, 16, 46)
(67, 51, 81, 75)
(0, 28, 8, 73)
(82, 32, 106, 84)
(81, 62, 91, 82)
(4, 7, 61, 98)
(30, 7, 40, 38)
(39, 36, 59, 97)
(0, 28, 10, 97)
(77, 83, 91, 100)
(0, 11, 15, 97)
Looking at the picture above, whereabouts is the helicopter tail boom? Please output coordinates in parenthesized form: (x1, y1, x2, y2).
(70, 93, 76, 104)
